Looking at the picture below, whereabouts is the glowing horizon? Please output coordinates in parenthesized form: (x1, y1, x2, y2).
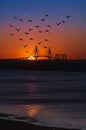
(0, 0, 86, 60)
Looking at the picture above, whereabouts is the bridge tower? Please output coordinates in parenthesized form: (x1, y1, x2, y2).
(48, 47, 52, 59)
(34, 45, 39, 60)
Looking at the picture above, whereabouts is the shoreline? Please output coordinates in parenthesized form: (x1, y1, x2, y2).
(0, 118, 82, 130)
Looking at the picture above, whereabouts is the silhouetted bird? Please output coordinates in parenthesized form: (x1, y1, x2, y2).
(62, 20, 65, 23)
(9, 24, 13, 27)
(45, 30, 49, 33)
(44, 14, 49, 18)
(26, 51, 29, 53)
(39, 30, 42, 33)
(47, 25, 51, 28)
(19, 18, 23, 22)
(43, 46, 47, 48)
(45, 39, 49, 42)
(56, 23, 61, 26)
(29, 29, 33, 31)
(16, 28, 21, 32)
(66, 15, 71, 19)
(10, 33, 14, 36)
(38, 42, 42, 44)
(23, 44, 28, 48)
(35, 25, 40, 28)
(41, 18, 45, 21)
(25, 32, 29, 35)
(19, 38, 23, 41)
(29, 38, 34, 40)
(14, 17, 17, 20)
(28, 19, 32, 23)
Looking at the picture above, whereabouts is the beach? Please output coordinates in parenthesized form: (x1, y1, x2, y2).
(0, 118, 82, 130)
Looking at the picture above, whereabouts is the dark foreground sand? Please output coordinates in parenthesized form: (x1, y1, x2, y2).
(0, 119, 82, 130)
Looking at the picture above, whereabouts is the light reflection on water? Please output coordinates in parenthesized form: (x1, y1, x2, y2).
(26, 105, 43, 117)
(0, 70, 86, 130)
(0, 104, 86, 130)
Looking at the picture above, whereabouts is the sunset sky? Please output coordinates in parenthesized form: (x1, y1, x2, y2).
(0, 0, 86, 59)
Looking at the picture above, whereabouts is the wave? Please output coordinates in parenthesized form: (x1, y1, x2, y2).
(0, 113, 85, 130)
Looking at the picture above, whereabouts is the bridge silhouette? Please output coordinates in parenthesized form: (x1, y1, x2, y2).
(33, 45, 54, 60)
(33, 45, 67, 60)
(20, 45, 67, 60)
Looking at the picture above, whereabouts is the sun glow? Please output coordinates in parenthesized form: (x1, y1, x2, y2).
(28, 56, 35, 60)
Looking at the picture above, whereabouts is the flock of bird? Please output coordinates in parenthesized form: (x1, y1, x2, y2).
(9, 14, 71, 55)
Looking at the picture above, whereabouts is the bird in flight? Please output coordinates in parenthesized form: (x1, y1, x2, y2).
(41, 18, 45, 21)
(45, 30, 49, 33)
(56, 22, 61, 26)
(28, 19, 32, 23)
(62, 20, 65, 23)
(29, 29, 33, 31)
(66, 15, 71, 19)
(25, 51, 29, 53)
(43, 46, 47, 48)
(47, 25, 51, 28)
(45, 39, 49, 42)
(38, 42, 42, 44)
(9, 24, 13, 28)
(39, 30, 42, 33)
(25, 32, 29, 35)
(10, 33, 14, 36)
(14, 17, 17, 20)
(29, 38, 34, 40)
(44, 14, 49, 18)
(19, 38, 23, 41)
(15, 28, 21, 32)
(23, 44, 28, 48)
(35, 25, 40, 28)
(19, 18, 23, 22)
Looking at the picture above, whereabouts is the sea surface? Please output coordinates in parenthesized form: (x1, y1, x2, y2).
(0, 70, 86, 130)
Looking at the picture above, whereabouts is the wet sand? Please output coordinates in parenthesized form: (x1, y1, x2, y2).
(0, 119, 82, 130)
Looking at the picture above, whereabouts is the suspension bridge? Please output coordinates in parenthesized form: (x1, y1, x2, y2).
(31, 45, 67, 60)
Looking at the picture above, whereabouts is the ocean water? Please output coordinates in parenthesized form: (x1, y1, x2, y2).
(0, 70, 86, 130)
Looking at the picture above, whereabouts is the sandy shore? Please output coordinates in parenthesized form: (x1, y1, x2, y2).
(0, 119, 82, 130)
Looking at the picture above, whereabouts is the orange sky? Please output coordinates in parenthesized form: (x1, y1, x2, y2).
(0, 0, 86, 60)
(0, 23, 86, 60)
